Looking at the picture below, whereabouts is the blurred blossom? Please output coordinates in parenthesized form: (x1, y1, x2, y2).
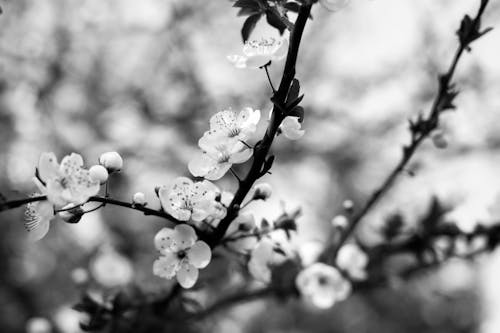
(26, 317, 52, 333)
(296, 262, 351, 309)
(336, 243, 368, 280)
(90, 247, 134, 288)
(153, 224, 212, 288)
(248, 238, 287, 283)
(54, 307, 84, 333)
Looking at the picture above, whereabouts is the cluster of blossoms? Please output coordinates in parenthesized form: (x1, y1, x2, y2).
(295, 243, 368, 308)
(23, 2, 361, 309)
(188, 107, 261, 180)
(25, 152, 121, 241)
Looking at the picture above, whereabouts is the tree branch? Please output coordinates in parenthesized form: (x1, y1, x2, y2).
(327, 0, 492, 259)
(209, 3, 312, 247)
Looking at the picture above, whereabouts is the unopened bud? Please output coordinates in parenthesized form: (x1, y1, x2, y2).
(432, 132, 448, 149)
(331, 215, 349, 229)
(26, 317, 52, 333)
(132, 192, 147, 206)
(71, 267, 89, 285)
(99, 151, 123, 172)
(89, 165, 109, 184)
(253, 183, 272, 201)
(59, 205, 85, 224)
(342, 199, 354, 212)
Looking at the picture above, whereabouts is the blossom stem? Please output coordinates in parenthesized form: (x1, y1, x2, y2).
(263, 64, 276, 93)
(326, 0, 492, 261)
(209, 3, 312, 247)
(229, 168, 242, 182)
(0, 195, 180, 223)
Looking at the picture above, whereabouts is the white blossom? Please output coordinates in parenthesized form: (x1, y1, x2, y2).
(224, 214, 258, 252)
(336, 243, 368, 280)
(158, 177, 219, 221)
(228, 37, 288, 69)
(90, 248, 134, 288)
(188, 139, 253, 180)
(280, 116, 305, 140)
(296, 262, 352, 309)
(202, 107, 261, 146)
(153, 224, 211, 288)
(248, 238, 287, 282)
(132, 192, 147, 206)
(35, 152, 100, 207)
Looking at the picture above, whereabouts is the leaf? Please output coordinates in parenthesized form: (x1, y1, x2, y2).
(288, 106, 304, 122)
(233, 0, 260, 10)
(238, 6, 260, 16)
(286, 78, 300, 104)
(283, 2, 300, 13)
(242, 14, 261, 42)
(266, 10, 287, 35)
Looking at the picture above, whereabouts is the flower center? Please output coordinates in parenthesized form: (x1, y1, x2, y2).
(177, 250, 187, 259)
(317, 276, 329, 286)
(228, 127, 241, 138)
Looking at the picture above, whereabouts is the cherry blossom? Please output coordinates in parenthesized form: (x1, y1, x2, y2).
(153, 224, 212, 288)
(336, 243, 368, 280)
(280, 116, 305, 140)
(253, 183, 273, 201)
(295, 262, 352, 309)
(24, 195, 55, 241)
(224, 214, 258, 252)
(248, 238, 287, 282)
(202, 107, 261, 146)
(227, 37, 288, 69)
(319, 0, 350, 12)
(158, 177, 219, 221)
(90, 247, 134, 287)
(188, 139, 253, 180)
(35, 152, 100, 207)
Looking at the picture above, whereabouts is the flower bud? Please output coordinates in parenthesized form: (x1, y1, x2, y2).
(71, 267, 89, 285)
(132, 192, 147, 206)
(89, 165, 109, 184)
(342, 199, 354, 212)
(432, 132, 448, 149)
(26, 317, 52, 333)
(331, 215, 349, 229)
(253, 183, 272, 201)
(59, 205, 85, 224)
(99, 151, 123, 172)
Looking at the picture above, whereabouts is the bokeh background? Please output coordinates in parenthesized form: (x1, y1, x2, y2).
(0, 0, 500, 332)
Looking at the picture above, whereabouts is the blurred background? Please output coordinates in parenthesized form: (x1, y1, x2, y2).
(0, 0, 499, 332)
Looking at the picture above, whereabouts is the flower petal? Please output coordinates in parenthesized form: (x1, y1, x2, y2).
(188, 152, 218, 178)
(229, 148, 253, 164)
(59, 153, 84, 176)
(245, 55, 272, 68)
(24, 200, 54, 241)
(187, 241, 211, 269)
(209, 109, 238, 135)
(158, 179, 193, 221)
(176, 262, 199, 288)
(37, 152, 59, 183)
(272, 38, 289, 60)
(154, 227, 176, 252)
(227, 55, 248, 68)
(173, 224, 197, 250)
(281, 116, 305, 140)
(153, 253, 180, 279)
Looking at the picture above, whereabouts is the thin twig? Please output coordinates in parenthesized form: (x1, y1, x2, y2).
(328, 0, 492, 259)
